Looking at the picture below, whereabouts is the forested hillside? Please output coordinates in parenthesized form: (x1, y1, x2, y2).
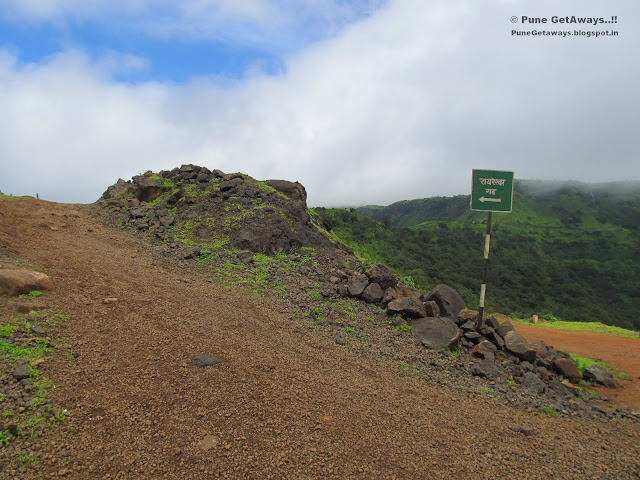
(318, 180, 640, 330)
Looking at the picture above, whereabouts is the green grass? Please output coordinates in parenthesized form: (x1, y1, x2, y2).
(569, 353, 610, 375)
(0, 312, 67, 446)
(511, 318, 640, 339)
(19, 290, 43, 298)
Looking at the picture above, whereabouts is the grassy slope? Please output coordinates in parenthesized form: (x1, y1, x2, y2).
(320, 181, 640, 330)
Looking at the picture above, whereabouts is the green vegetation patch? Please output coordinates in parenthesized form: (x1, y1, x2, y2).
(0, 312, 69, 449)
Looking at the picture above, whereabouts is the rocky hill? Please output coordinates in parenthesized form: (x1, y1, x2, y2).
(97, 165, 337, 255)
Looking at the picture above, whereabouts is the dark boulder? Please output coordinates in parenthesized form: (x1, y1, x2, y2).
(135, 176, 166, 203)
(553, 358, 581, 384)
(386, 284, 426, 318)
(411, 317, 461, 350)
(346, 274, 369, 298)
(425, 284, 465, 318)
(583, 365, 616, 388)
(425, 301, 440, 317)
(472, 340, 497, 360)
(503, 330, 537, 363)
(364, 264, 397, 290)
(361, 283, 384, 304)
(521, 371, 546, 394)
(496, 321, 515, 338)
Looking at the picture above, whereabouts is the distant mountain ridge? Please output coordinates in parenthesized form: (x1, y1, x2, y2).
(320, 180, 640, 330)
(355, 180, 640, 228)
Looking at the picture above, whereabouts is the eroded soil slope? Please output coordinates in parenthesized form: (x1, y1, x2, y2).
(1, 197, 639, 479)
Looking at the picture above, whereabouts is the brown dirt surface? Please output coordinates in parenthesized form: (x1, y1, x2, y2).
(1, 197, 640, 479)
(512, 323, 640, 410)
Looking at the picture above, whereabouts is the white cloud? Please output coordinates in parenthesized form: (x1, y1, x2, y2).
(1, 0, 639, 206)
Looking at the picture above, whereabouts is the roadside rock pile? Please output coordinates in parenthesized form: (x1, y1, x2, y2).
(337, 264, 621, 416)
(97, 165, 337, 255)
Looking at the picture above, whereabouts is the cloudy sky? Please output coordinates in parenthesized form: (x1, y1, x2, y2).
(0, 0, 638, 206)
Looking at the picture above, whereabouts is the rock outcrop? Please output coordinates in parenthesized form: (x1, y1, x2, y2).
(97, 166, 339, 256)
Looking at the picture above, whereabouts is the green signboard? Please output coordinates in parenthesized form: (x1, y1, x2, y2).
(470, 169, 514, 213)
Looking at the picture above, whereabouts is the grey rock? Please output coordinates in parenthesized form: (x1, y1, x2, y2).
(521, 371, 546, 394)
(387, 285, 426, 318)
(361, 283, 384, 304)
(364, 264, 397, 290)
(424, 300, 440, 317)
(503, 330, 536, 363)
(583, 365, 616, 388)
(30, 325, 45, 335)
(387, 296, 427, 318)
(160, 216, 174, 227)
(553, 357, 582, 384)
(264, 180, 307, 202)
(346, 274, 369, 298)
(236, 250, 255, 264)
(412, 317, 461, 350)
(459, 319, 475, 331)
(485, 316, 500, 329)
(219, 177, 244, 192)
(496, 321, 515, 338)
(470, 359, 502, 379)
(190, 354, 221, 368)
(472, 340, 497, 360)
(12, 363, 31, 381)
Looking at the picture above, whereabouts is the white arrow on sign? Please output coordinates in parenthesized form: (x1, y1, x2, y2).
(479, 197, 502, 203)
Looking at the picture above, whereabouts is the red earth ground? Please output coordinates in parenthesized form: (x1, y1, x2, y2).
(512, 322, 640, 410)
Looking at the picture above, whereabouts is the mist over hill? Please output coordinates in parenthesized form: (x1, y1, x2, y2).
(318, 180, 640, 330)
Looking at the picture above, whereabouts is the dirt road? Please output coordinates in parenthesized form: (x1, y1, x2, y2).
(514, 323, 640, 410)
(1, 197, 639, 479)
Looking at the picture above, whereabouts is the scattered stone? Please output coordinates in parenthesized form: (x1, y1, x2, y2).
(190, 354, 221, 368)
(30, 325, 46, 335)
(470, 359, 502, 379)
(12, 362, 31, 381)
(236, 250, 255, 264)
(459, 319, 475, 332)
(457, 309, 478, 324)
(387, 285, 426, 318)
(197, 435, 221, 451)
(510, 425, 535, 436)
(0, 269, 55, 296)
(183, 247, 201, 260)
